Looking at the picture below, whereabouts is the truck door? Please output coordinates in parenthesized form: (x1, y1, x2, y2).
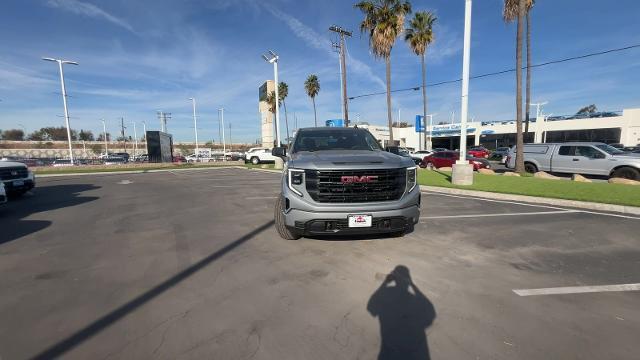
(574, 146, 609, 176)
(552, 146, 577, 173)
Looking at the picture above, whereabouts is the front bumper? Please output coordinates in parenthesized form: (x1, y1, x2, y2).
(282, 178, 421, 235)
(2, 178, 35, 193)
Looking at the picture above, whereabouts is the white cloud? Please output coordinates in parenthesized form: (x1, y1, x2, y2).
(263, 4, 386, 90)
(46, 0, 135, 33)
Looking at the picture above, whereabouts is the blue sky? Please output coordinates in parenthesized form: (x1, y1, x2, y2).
(1, 0, 639, 142)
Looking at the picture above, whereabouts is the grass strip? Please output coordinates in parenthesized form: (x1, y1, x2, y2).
(418, 169, 640, 207)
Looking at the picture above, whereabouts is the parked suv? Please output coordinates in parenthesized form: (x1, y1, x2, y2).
(272, 127, 420, 240)
(0, 160, 35, 196)
(244, 147, 276, 165)
(420, 151, 491, 170)
(506, 142, 640, 179)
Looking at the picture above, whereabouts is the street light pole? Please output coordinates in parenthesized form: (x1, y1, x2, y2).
(43, 57, 78, 164)
(132, 121, 138, 156)
(262, 50, 281, 146)
(219, 108, 226, 162)
(452, 0, 474, 185)
(189, 98, 199, 161)
(426, 114, 435, 151)
(101, 119, 108, 155)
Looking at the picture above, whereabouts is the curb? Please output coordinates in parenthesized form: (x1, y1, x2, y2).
(36, 165, 244, 178)
(246, 167, 282, 174)
(420, 185, 640, 216)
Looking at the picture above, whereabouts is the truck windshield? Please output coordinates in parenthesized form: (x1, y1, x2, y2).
(291, 129, 383, 153)
(595, 144, 624, 155)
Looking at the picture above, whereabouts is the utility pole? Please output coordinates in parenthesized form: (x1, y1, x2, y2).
(329, 25, 352, 127)
(228, 122, 232, 151)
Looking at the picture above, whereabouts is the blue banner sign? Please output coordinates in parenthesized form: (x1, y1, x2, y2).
(415, 115, 424, 132)
(325, 119, 344, 127)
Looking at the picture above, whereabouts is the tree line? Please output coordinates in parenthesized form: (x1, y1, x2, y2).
(0, 127, 121, 142)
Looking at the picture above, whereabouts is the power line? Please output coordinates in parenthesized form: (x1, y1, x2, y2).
(348, 43, 640, 100)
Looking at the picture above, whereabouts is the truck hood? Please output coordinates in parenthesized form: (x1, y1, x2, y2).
(0, 161, 27, 168)
(288, 150, 414, 170)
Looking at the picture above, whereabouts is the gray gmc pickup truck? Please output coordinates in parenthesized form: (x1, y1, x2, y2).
(272, 127, 420, 240)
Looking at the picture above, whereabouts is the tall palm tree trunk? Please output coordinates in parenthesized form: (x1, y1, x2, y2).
(421, 52, 427, 151)
(386, 56, 394, 144)
(312, 98, 317, 127)
(515, 0, 525, 173)
(524, 11, 532, 138)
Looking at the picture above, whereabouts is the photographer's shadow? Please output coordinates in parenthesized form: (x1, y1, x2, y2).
(367, 265, 436, 360)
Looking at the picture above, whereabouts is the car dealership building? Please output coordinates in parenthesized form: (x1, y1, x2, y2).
(361, 108, 640, 150)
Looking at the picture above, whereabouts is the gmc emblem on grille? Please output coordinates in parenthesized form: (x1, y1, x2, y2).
(11, 171, 18, 176)
(341, 175, 378, 183)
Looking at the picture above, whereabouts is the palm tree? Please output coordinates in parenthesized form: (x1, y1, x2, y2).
(304, 74, 320, 126)
(355, 0, 412, 144)
(405, 10, 436, 151)
(503, 0, 533, 173)
(278, 82, 291, 144)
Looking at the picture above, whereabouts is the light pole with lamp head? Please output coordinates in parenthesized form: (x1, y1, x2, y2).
(43, 57, 78, 164)
(101, 119, 108, 156)
(189, 98, 199, 161)
(262, 50, 284, 169)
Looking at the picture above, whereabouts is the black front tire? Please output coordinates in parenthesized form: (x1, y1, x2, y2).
(612, 167, 640, 181)
(251, 157, 260, 165)
(524, 162, 538, 174)
(274, 195, 302, 240)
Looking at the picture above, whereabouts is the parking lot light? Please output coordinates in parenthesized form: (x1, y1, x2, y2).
(189, 98, 199, 162)
(42, 57, 78, 164)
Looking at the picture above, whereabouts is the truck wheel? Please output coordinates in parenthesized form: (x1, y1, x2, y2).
(425, 162, 434, 170)
(612, 167, 640, 181)
(251, 157, 260, 165)
(274, 195, 302, 240)
(524, 162, 538, 174)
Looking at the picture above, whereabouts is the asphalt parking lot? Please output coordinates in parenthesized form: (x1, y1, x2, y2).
(1, 167, 639, 359)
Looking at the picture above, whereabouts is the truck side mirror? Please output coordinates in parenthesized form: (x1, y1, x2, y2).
(272, 147, 287, 158)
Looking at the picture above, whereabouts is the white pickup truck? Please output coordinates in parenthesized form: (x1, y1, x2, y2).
(506, 142, 640, 180)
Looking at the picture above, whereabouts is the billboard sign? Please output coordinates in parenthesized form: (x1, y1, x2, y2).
(325, 119, 344, 127)
(415, 115, 424, 132)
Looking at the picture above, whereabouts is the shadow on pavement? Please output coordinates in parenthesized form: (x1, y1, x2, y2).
(29, 220, 275, 360)
(368, 265, 436, 360)
(0, 184, 100, 245)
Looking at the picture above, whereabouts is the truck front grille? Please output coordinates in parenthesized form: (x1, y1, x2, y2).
(305, 168, 406, 203)
(0, 167, 28, 181)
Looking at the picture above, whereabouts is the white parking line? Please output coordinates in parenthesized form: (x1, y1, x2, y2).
(421, 210, 578, 220)
(245, 196, 278, 200)
(513, 283, 640, 296)
(423, 192, 569, 210)
(423, 192, 640, 220)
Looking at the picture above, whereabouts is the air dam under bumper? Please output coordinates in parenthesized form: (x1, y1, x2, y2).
(290, 208, 420, 235)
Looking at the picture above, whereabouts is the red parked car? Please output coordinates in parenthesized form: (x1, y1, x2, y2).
(172, 155, 186, 163)
(467, 146, 491, 158)
(420, 151, 491, 171)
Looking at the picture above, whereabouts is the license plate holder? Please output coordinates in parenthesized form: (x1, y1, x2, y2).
(348, 214, 372, 228)
(13, 180, 24, 187)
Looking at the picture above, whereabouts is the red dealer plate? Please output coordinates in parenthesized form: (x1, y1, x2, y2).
(348, 214, 372, 228)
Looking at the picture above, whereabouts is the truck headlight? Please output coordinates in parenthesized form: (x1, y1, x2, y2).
(288, 169, 304, 196)
(406, 166, 417, 192)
